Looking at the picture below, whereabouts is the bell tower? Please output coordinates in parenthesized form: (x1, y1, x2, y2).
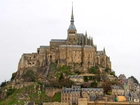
(67, 3, 77, 45)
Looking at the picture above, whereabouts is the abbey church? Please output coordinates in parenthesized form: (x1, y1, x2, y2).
(17, 6, 111, 76)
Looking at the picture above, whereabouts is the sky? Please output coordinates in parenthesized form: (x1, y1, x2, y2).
(0, 0, 140, 84)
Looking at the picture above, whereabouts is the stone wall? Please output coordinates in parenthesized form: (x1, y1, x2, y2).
(45, 87, 61, 97)
(11, 82, 34, 89)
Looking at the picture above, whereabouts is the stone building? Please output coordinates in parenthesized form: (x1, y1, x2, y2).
(69, 75, 84, 84)
(16, 6, 112, 79)
(61, 86, 104, 104)
(111, 85, 125, 96)
(61, 86, 81, 104)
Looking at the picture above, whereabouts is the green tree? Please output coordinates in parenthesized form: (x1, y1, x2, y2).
(11, 72, 17, 80)
(105, 68, 111, 73)
(88, 66, 99, 74)
(0, 80, 6, 87)
(84, 76, 88, 82)
(91, 81, 98, 88)
(6, 88, 16, 98)
(22, 70, 36, 82)
(59, 73, 64, 80)
(110, 71, 115, 76)
(130, 76, 139, 84)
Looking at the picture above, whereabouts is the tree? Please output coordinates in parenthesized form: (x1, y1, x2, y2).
(105, 68, 111, 73)
(91, 81, 98, 88)
(102, 81, 111, 94)
(84, 76, 88, 82)
(88, 66, 99, 74)
(11, 72, 17, 80)
(130, 76, 139, 84)
(59, 73, 64, 80)
(0, 80, 6, 87)
(82, 82, 91, 88)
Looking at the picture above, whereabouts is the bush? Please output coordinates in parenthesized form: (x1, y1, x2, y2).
(88, 66, 99, 74)
(82, 82, 91, 88)
(110, 71, 115, 76)
(0, 80, 6, 87)
(6, 88, 16, 97)
(22, 70, 36, 82)
(84, 76, 88, 82)
(11, 72, 17, 80)
(50, 79, 74, 88)
(91, 81, 98, 88)
(52, 92, 61, 102)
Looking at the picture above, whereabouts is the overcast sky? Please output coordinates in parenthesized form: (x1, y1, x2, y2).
(0, 0, 140, 84)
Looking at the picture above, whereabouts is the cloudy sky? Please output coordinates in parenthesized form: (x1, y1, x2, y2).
(0, 0, 140, 83)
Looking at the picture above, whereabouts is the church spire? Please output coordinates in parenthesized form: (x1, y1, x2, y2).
(71, 2, 74, 23)
(68, 3, 76, 31)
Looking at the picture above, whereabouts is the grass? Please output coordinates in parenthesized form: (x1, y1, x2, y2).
(52, 92, 61, 102)
(0, 83, 50, 105)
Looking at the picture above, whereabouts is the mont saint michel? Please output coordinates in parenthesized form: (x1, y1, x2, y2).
(0, 2, 140, 105)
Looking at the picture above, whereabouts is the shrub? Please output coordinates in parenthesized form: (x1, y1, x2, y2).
(88, 66, 99, 74)
(91, 81, 98, 88)
(6, 88, 16, 98)
(52, 92, 61, 102)
(11, 72, 17, 80)
(22, 70, 36, 82)
(84, 76, 88, 82)
(0, 80, 6, 87)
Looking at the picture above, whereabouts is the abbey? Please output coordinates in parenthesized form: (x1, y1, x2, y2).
(17, 6, 111, 75)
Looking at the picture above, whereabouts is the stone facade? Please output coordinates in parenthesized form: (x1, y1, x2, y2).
(61, 86, 104, 104)
(111, 85, 125, 96)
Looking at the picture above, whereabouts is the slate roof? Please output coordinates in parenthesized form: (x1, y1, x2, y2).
(68, 23, 77, 31)
(111, 85, 122, 89)
(82, 88, 103, 92)
(40, 46, 50, 48)
(50, 39, 66, 42)
(97, 51, 105, 55)
(77, 33, 84, 36)
(60, 45, 82, 48)
(62, 87, 80, 93)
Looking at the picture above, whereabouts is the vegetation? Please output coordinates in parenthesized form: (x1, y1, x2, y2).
(0, 80, 7, 87)
(49, 78, 75, 88)
(88, 66, 99, 74)
(105, 68, 111, 73)
(22, 70, 36, 82)
(82, 82, 91, 88)
(91, 81, 98, 88)
(110, 71, 116, 76)
(55, 65, 71, 79)
(83, 76, 88, 82)
(6, 88, 16, 98)
(11, 72, 17, 80)
(52, 92, 61, 102)
(0, 83, 49, 105)
(102, 81, 111, 94)
(130, 76, 139, 84)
